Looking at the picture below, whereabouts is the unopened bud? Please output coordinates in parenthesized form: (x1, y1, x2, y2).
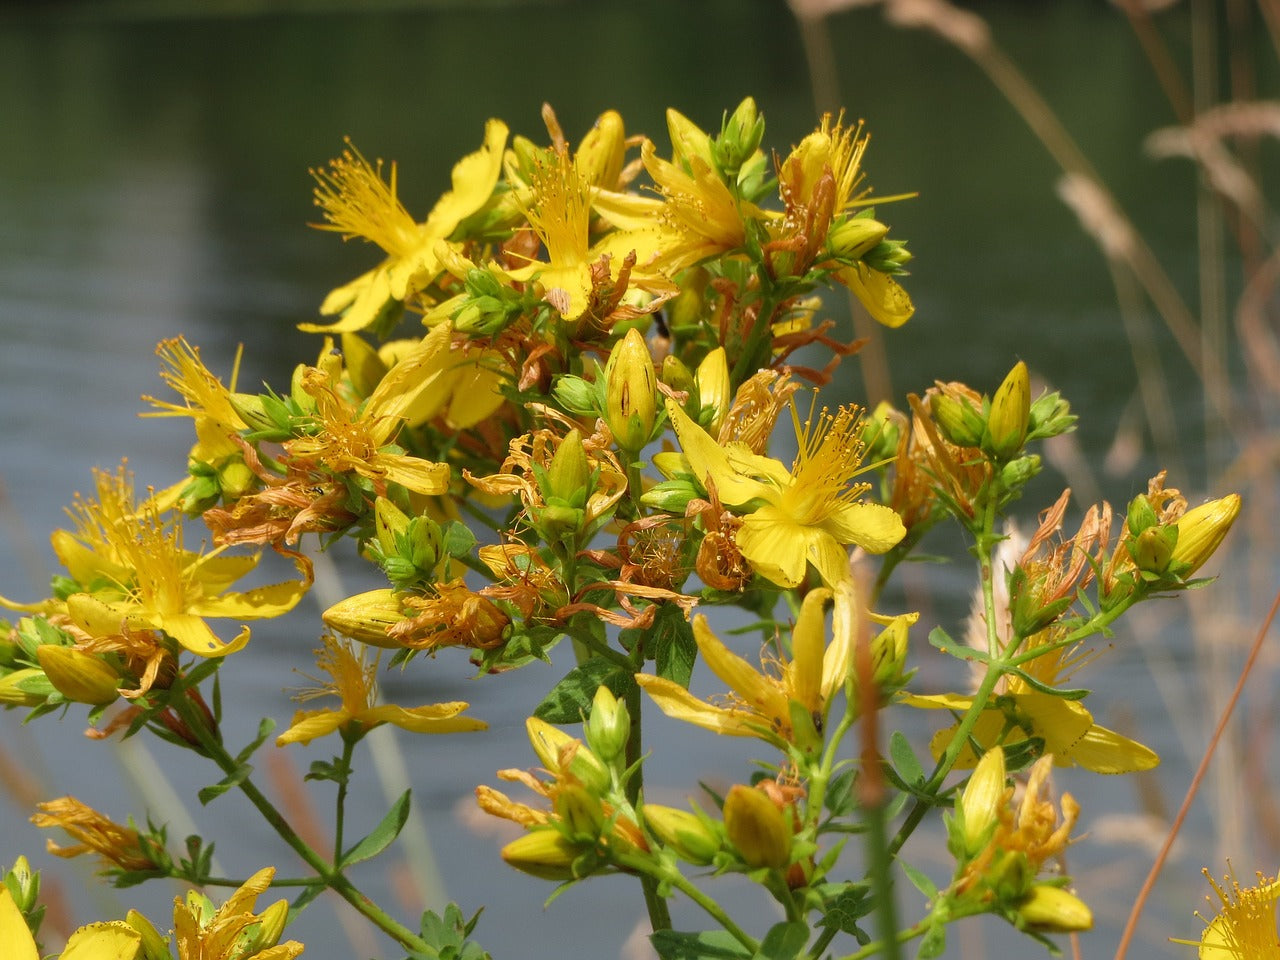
(554, 784, 606, 839)
(999, 454, 1041, 489)
(861, 401, 902, 463)
(694, 347, 730, 437)
(584, 685, 630, 764)
(5, 856, 37, 912)
(1016, 884, 1094, 933)
(723, 785, 791, 870)
(501, 830, 581, 881)
(36, 645, 119, 705)
(666, 108, 716, 171)
(126, 910, 171, 960)
(644, 804, 721, 865)
(605, 329, 657, 452)
(576, 110, 626, 188)
(714, 96, 764, 177)
(1126, 494, 1159, 535)
(954, 747, 1005, 857)
(546, 430, 590, 505)
(340, 332, 388, 397)
(322, 589, 404, 649)
(525, 717, 611, 794)
(1170, 494, 1241, 576)
(248, 899, 290, 952)
(826, 216, 889, 261)
(931, 393, 985, 448)
(984, 361, 1031, 460)
(0, 668, 50, 706)
(1133, 527, 1175, 576)
(639, 478, 700, 515)
(216, 460, 255, 501)
(374, 497, 411, 556)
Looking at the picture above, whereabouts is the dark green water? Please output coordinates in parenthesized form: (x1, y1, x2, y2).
(0, 2, 1257, 957)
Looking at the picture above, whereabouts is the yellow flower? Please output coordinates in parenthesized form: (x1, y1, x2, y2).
(506, 147, 670, 325)
(172, 866, 303, 960)
(31, 797, 161, 873)
(276, 635, 486, 745)
(0, 466, 309, 657)
(1185, 867, 1280, 960)
(637, 582, 877, 747)
(303, 119, 509, 334)
(141, 337, 248, 463)
(665, 397, 905, 587)
(0, 886, 140, 960)
(838, 261, 914, 328)
(900, 689, 1159, 774)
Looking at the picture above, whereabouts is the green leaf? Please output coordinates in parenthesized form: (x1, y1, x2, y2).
(533, 659, 634, 725)
(927, 626, 988, 663)
(918, 920, 947, 960)
(198, 763, 252, 805)
(824, 768, 856, 817)
(234, 717, 277, 765)
(889, 730, 925, 784)
(651, 930, 753, 960)
(652, 604, 697, 686)
(1002, 666, 1089, 700)
(899, 859, 938, 899)
(754, 922, 808, 960)
(341, 789, 411, 867)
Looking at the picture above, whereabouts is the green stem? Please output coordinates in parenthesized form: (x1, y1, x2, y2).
(864, 791, 902, 960)
(832, 918, 934, 960)
(615, 852, 759, 953)
(171, 692, 432, 954)
(624, 681, 672, 934)
(334, 735, 357, 858)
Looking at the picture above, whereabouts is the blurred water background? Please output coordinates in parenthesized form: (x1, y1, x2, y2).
(1, 1, 1276, 958)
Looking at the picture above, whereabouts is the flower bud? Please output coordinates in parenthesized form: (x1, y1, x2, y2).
(666, 108, 716, 172)
(374, 497, 411, 556)
(930, 393, 985, 448)
(501, 830, 581, 881)
(999, 454, 1041, 489)
(322, 589, 404, 649)
(1133, 526, 1175, 576)
(576, 110, 626, 188)
(525, 717, 611, 794)
(860, 401, 902, 463)
(0, 668, 50, 706)
(660, 355, 695, 397)
(1170, 494, 1240, 576)
(870, 615, 911, 688)
(714, 96, 765, 177)
(554, 784, 606, 840)
(639, 478, 700, 515)
(36, 646, 119, 705)
(550, 374, 599, 417)
(248, 899, 290, 952)
(584, 685, 630, 764)
(5, 856, 37, 913)
(984, 361, 1031, 460)
(605, 329, 657, 453)
(216, 460, 255, 501)
(694, 347, 730, 437)
(723, 785, 791, 870)
(545, 429, 590, 505)
(1027, 389, 1075, 440)
(340, 331, 388, 398)
(826, 216, 889, 261)
(955, 747, 1005, 857)
(126, 910, 171, 960)
(644, 804, 721, 865)
(1126, 494, 1158, 535)
(1016, 884, 1094, 933)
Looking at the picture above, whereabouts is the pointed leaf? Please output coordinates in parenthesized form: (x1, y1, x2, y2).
(651, 930, 753, 960)
(341, 789, 411, 866)
(754, 922, 808, 960)
(534, 659, 633, 725)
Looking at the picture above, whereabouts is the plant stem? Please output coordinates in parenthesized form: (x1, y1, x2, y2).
(624, 681, 673, 933)
(171, 691, 432, 954)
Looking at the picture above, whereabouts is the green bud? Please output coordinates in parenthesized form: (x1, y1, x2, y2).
(639, 478, 700, 515)
(999, 454, 1041, 489)
(374, 497, 411, 556)
(1027, 390, 1076, 441)
(826, 215, 890, 261)
(246, 900, 290, 953)
(227, 393, 277, 435)
(1133, 526, 1175, 576)
(5, 856, 38, 913)
(406, 517, 442, 571)
(0, 668, 50, 707)
(930, 393, 985, 447)
(554, 784, 607, 840)
(551, 374, 600, 417)
(1009, 566, 1072, 637)
(666, 107, 717, 172)
(644, 804, 721, 865)
(860, 401, 902, 463)
(584, 685, 630, 764)
(1126, 495, 1159, 535)
(660, 355, 696, 398)
(216, 460, 255, 501)
(714, 96, 765, 178)
(984, 361, 1031, 460)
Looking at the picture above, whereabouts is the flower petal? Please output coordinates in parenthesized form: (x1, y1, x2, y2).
(362, 703, 488, 735)
(61, 922, 141, 960)
(275, 710, 346, 746)
(825, 501, 906, 555)
(156, 613, 250, 658)
(736, 509, 812, 588)
(635, 673, 756, 737)
(1064, 722, 1160, 774)
(0, 888, 38, 960)
(666, 400, 771, 506)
